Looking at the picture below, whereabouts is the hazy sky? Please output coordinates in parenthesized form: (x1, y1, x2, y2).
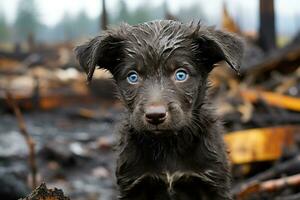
(1, 0, 299, 29)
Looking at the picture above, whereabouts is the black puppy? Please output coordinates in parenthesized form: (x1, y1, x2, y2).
(75, 20, 243, 200)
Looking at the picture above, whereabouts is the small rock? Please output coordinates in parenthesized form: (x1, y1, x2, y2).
(97, 135, 116, 150)
(47, 161, 60, 170)
(74, 132, 91, 142)
(69, 142, 88, 157)
(40, 140, 75, 166)
(92, 167, 110, 178)
(0, 131, 28, 158)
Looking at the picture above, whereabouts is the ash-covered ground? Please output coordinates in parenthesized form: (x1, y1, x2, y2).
(0, 104, 123, 200)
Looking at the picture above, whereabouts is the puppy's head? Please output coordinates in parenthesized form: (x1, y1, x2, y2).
(75, 20, 244, 134)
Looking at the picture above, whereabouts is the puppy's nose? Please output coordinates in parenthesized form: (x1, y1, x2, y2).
(145, 105, 167, 125)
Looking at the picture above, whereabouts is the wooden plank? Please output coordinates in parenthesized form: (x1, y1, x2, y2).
(225, 126, 300, 164)
(240, 89, 300, 112)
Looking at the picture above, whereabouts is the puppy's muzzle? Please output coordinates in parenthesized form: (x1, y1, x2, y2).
(145, 105, 167, 125)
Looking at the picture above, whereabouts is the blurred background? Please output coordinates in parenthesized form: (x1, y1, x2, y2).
(0, 0, 300, 200)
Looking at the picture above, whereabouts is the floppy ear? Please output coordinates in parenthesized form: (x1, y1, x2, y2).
(74, 33, 124, 82)
(195, 27, 244, 73)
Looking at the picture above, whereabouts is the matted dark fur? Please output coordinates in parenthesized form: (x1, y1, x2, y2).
(75, 20, 244, 200)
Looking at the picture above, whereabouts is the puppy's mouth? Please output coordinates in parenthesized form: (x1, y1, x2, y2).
(153, 128, 166, 134)
(149, 126, 173, 135)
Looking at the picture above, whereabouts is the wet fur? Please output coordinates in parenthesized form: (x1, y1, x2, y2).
(75, 20, 244, 200)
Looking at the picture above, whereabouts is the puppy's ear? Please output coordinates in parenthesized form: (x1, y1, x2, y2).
(194, 27, 244, 73)
(75, 33, 124, 82)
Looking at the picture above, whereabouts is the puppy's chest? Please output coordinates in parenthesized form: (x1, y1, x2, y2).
(161, 170, 203, 186)
(129, 169, 216, 193)
(151, 160, 209, 186)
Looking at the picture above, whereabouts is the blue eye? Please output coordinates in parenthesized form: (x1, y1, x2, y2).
(127, 71, 139, 84)
(175, 69, 188, 82)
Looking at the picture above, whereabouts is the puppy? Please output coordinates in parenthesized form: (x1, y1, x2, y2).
(75, 20, 244, 200)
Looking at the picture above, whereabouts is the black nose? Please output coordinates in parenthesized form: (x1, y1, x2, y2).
(145, 105, 167, 125)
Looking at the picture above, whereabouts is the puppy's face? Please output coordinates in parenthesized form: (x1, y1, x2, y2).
(75, 20, 243, 134)
(115, 46, 202, 133)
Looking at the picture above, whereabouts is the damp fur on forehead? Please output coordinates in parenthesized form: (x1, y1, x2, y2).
(75, 20, 244, 82)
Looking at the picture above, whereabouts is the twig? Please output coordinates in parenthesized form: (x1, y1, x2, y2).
(236, 174, 300, 199)
(5, 91, 38, 189)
